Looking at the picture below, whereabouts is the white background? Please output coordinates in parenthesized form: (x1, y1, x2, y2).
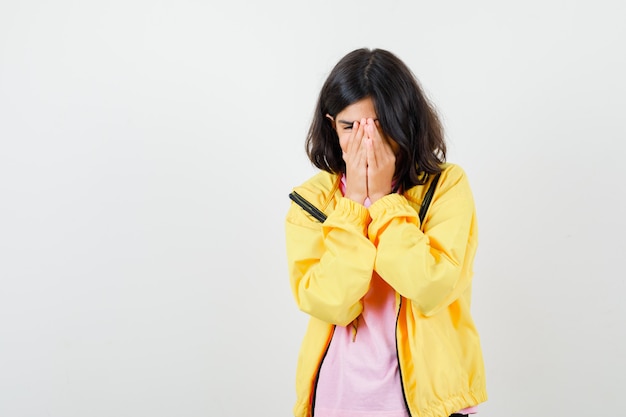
(1, 1, 625, 416)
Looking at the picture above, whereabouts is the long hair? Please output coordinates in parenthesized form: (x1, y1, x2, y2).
(305, 48, 446, 189)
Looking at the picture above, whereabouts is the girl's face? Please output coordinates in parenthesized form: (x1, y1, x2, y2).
(330, 97, 399, 154)
(332, 97, 377, 152)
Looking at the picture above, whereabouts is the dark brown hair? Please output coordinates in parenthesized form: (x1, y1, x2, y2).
(305, 48, 446, 189)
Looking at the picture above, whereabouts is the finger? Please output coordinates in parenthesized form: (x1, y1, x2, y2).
(357, 129, 368, 163)
(342, 124, 356, 164)
(365, 120, 382, 161)
(357, 118, 367, 141)
(347, 120, 363, 156)
(368, 118, 396, 160)
(351, 119, 367, 156)
(365, 119, 379, 143)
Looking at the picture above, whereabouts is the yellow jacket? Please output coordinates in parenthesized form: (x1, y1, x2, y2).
(285, 164, 487, 417)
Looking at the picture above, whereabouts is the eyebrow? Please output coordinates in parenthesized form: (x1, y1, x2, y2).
(337, 119, 378, 126)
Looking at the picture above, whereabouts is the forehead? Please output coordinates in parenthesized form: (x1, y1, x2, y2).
(336, 97, 377, 121)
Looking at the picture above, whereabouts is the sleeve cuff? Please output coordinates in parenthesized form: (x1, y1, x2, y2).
(323, 197, 371, 235)
(368, 193, 412, 220)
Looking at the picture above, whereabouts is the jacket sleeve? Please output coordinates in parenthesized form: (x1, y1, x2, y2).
(367, 166, 478, 317)
(285, 197, 377, 326)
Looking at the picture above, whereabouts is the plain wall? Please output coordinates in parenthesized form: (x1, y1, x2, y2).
(1, 1, 625, 416)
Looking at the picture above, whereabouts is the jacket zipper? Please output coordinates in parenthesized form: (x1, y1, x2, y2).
(289, 191, 328, 223)
(395, 174, 440, 417)
(395, 296, 413, 416)
(310, 325, 335, 417)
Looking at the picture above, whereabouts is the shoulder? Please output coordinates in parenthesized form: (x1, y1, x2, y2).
(424, 162, 467, 182)
(404, 163, 473, 205)
(290, 171, 341, 213)
(437, 163, 473, 199)
(427, 163, 475, 215)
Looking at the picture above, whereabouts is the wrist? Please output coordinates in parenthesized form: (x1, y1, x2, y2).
(344, 192, 367, 205)
(368, 189, 392, 203)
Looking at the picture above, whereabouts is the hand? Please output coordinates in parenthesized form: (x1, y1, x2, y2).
(364, 118, 396, 203)
(342, 119, 368, 205)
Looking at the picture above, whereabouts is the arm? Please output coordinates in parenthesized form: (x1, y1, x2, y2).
(285, 197, 376, 326)
(368, 166, 478, 317)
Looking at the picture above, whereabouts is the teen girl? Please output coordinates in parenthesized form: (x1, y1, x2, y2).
(285, 48, 487, 417)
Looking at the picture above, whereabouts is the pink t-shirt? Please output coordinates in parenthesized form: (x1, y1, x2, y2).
(315, 272, 409, 417)
(313, 178, 477, 417)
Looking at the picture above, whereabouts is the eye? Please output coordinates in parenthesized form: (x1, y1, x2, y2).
(342, 126, 353, 131)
